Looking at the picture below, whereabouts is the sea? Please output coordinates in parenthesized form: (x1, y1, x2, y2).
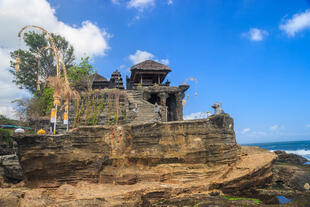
(245, 140, 310, 164)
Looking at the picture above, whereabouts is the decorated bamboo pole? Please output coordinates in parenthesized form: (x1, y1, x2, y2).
(64, 97, 69, 131)
(36, 46, 53, 91)
(17, 26, 62, 134)
(53, 94, 61, 134)
(17, 25, 61, 77)
(54, 106, 57, 135)
(17, 25, 76, 134)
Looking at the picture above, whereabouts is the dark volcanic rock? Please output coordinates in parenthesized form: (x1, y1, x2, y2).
(274, 150, 308, 165)
(0, 142, 17, 156)
(272, 164, 310, 192)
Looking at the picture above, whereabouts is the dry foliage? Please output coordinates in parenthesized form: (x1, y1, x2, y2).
(47, 76, 80, 103)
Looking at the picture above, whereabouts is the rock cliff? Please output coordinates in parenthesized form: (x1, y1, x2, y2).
(0, 154, 23, 184)
(0, 146, 278, 207)
(14, 114, 239, 187)
(2, 114, 280, 206)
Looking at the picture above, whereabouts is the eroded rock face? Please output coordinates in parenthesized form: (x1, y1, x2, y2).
(0, 146, 278, 207)
(8, 114, 280, 207)
(14, 114, 239, 187)
(0, 154, 23, 184)
(15, 134, 112, 187)
(272, 164, 310, 192)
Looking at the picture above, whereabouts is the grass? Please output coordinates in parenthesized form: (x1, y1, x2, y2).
(221, 195, 261, 204)
(191, 196, 261, 207)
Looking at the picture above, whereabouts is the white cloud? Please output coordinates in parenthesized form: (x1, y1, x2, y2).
(280, 10, 310, 37)
(0, 0, 110, 118)
(251, 131, 267, 137)
(0, 49, 30, 119)
(183, 112, 208, 120)
(243, 28, 268, 41)
(0, 0, 110, 58)
(58, 21, 109, 58)
(241, 128, 251, 134)
(0, 106, 16, 119)
(129, 50, 154, 64)
(237, 129, 268, 140)
(168, 0, 173, 5)
(127, 0, 155, 11)
(270, 124, 279, 131)
(160, 59, 170, 65)
(129, 50, 170, 65)
(111, 0, 120, 5)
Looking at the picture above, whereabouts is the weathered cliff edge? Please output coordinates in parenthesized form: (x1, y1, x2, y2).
(15, 114, 240, 188)
(0, 114, 278, 206)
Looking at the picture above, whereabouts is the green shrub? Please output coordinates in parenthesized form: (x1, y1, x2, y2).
(0, 128, 12, 143)
(35, 87, 54, 115)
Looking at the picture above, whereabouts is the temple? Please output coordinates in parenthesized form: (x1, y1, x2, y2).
(126, 60, 171, 89)
(37, 60, 189, 132)
(88, 60, 189, 124)
(91, 69, 124, 90)
(91, 73, 109, 90)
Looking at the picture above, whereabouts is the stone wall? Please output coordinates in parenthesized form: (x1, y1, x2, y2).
(38, 89, 165, 132)
(142, 85, 189, 121)
(14, 114, 240, 188)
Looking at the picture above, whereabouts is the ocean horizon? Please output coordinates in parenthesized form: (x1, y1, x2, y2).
(243, 139, 310, 161)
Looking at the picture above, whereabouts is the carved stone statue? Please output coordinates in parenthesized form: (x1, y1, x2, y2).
(154, 102, 161, 122)
(212, 102, 224, 115)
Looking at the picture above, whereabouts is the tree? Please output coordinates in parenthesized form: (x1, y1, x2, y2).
(67, 57, 96, 91)
(9, 31, 75, 94)
(0, 115, 18, 125)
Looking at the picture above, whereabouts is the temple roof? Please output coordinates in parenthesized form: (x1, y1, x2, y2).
(92, 73, 108, 82)
(111, 69, 121, 76)
(130, 60, 171, 72)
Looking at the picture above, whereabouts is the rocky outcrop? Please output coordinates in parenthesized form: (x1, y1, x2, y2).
(0, 146, 278, 207)
(274, 150, 308, 165)
(6, 114, 280, 206)
(0, 144, 15, 156)
(214, 146, 276, 195)
(272, 163, 310, 192)
(0, 154, 23, 184)
(14, 114, 239, 187)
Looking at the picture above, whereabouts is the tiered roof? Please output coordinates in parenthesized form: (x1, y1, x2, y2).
(130, 60, 171, 72)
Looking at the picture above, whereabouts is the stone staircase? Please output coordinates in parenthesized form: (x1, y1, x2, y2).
(126, 90, 157, 124)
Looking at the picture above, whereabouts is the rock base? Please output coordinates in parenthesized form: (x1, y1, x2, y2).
(0, 146, 277, 207)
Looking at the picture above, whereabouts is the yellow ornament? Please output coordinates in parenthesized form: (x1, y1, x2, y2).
(37, 129, 46, 135)
(15, 56, 20, 71)
(50, 108, 57, 123)
(65, 98, 69, 111)
(37, 79, 41, 91)
(53, 95, 61, 106)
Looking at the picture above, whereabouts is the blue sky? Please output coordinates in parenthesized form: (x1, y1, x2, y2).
(1, 0, 310, 143)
